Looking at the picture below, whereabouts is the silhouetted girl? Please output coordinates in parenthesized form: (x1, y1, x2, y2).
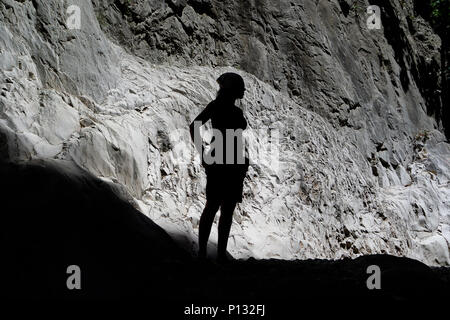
(190, 72, 249, 262)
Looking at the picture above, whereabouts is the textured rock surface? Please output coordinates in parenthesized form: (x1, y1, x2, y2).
(0, 0, 449, 266)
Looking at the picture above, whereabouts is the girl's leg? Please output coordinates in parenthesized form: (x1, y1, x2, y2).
(217, 200, 238, 261)
(198, 200, 221, 258)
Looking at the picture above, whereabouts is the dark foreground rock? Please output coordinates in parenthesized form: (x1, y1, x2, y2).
(0, 160, 448, 312)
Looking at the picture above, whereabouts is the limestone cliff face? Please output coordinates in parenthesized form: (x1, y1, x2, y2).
(0, 0, 449, 265)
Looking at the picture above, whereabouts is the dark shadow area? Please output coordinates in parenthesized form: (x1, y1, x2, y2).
(0, 160, 448, 310)
(338, 0, 350, 17)
(371, 0, 411, 91)
(372, 0, 447, 139)
(0, 159, 192, 300)
(413, 0, 450, 140)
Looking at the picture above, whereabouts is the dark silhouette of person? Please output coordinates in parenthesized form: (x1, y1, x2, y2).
(190, 72, 250, 262)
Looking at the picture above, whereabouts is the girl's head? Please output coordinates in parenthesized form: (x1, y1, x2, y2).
(216, 72, 245, 101)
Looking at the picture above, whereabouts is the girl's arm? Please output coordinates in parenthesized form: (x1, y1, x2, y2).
(189, 101, 215, 154)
